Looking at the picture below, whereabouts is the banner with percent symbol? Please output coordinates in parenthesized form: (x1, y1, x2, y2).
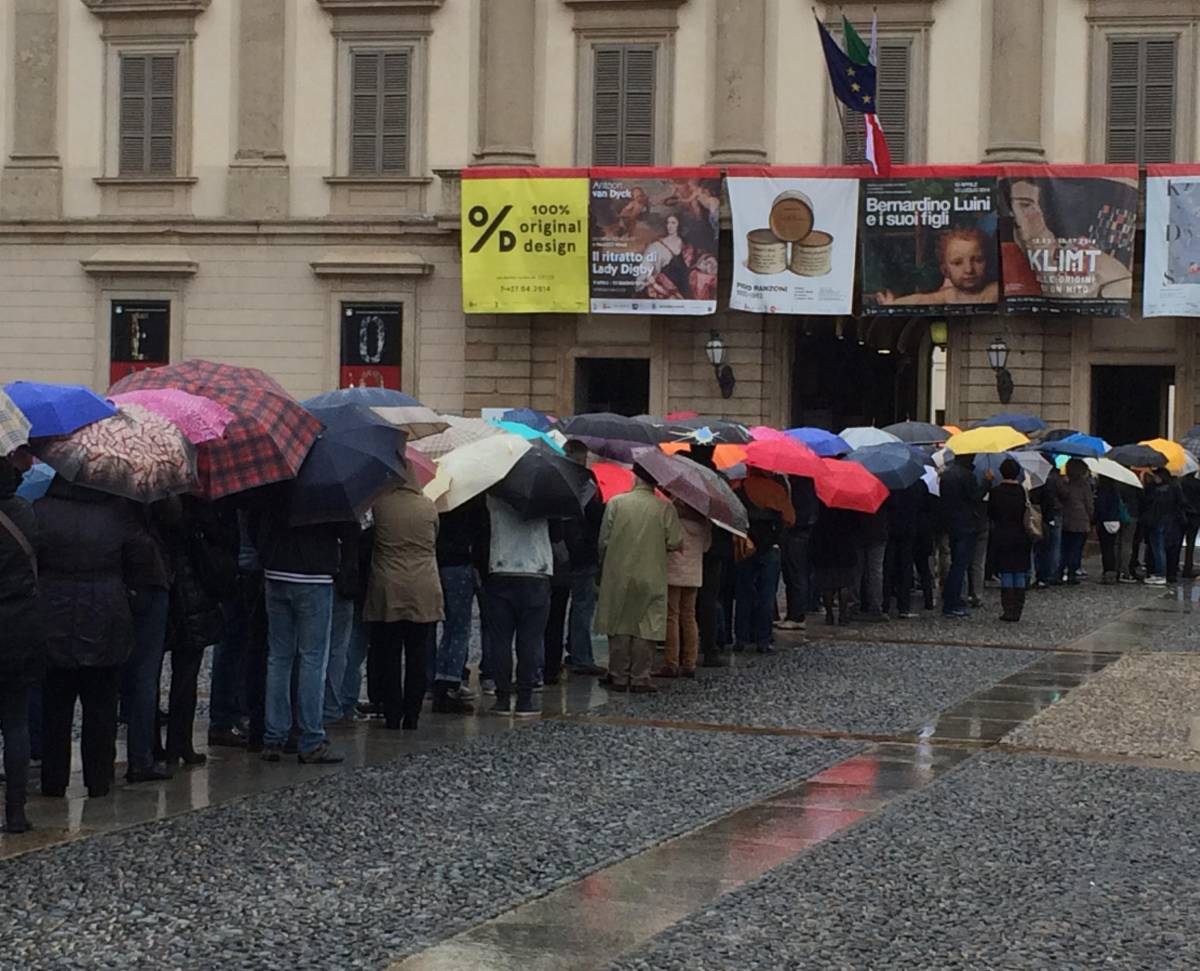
(461, 168, 590, 313)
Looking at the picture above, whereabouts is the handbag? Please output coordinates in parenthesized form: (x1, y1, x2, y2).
(732, 534, 757, 563)
(1023, 496, 1045, 544)
(0, 507, 37, 579)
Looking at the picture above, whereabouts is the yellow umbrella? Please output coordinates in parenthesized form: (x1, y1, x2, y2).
(944, 425, 1030, 455)
(1139, 438, 1187, 475)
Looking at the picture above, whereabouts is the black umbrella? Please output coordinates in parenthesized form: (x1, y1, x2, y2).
(881, 420, 949, 445)
(846, 443, 927, 491)
(1107, 443, 1168, 469)
(665, 417, 753, 445)
(489, 447, 593, 519)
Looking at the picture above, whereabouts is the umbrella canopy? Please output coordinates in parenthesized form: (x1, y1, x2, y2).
(1180, 435, 1200, 462)
(665, 418, 752, 445)
(592, 462, 634, 502)
(881, 420, 949, 445)
(945, 426, 1030, 455)
(921, 465, 941, 497)
(846, 443, 927, 491)
(1108, 443, 1168, 470)
(368, 405, 449, 441)
(660, 441, 748, 470)
(814, 458, 889, 514)
(1140, 438, 1188, 475)
(110, 360, 322, 499)
(839, 426, 902, 450)
(489, 447, 593, 520)
(501, 407, 554, 432)
(488, 419, 566, 454)
(410, 415, 502, 460)
(974, 450, 1051, 488)
(1061, 432, 1109, 456)
(0, 388, 31, 457)
(289, 404, 408, 525)
(33, 403, 197, 502)
(1086, 457, 1144, 489)
(748, 426, 790, 443)
(744, 439, 823, 479)
(15, 461, 55, 502)
(1036, 438, 1102, 459)
(631, 447, 749, 536)
(974, 412, 1047, 434)
(5, 380, 117, 439)
(110, 389, 235, 445)
(785, 427, 851, 457)
(425, 434, 531, 512)
(1039, 428, 1084, 443)
(305, 388, 422, 409)
(559, 412, 666, 458)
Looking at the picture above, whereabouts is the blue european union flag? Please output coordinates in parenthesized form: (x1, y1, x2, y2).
(815, 18, 878, 115)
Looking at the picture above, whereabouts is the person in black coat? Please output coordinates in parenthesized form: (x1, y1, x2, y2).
(0, 457, 45, 832)
(812, 505, 859, 625)
(939, 453, 989, 617)
(883, 480, 924, 619)
(987, 458, 1032, 622)
(35, 477, 153, 798)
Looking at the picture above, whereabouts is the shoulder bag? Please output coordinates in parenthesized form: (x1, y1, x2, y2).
(1022, 494, 1045, 544)
(0, 508, 37, 579)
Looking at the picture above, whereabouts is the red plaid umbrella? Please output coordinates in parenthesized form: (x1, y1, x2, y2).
(109, 360, 321, 499)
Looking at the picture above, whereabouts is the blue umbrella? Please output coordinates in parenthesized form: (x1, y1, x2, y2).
(974, 412, 1047, 434)
(501, 408, 553, 433)
(16, 461, 55, 502)
(785, 427, 850, 457)
(846, 443, 926, 491)
(489, 419, 565, 455)
(1037, 438, 1101, 459)
(1061, 432, 1109, 456)
(303, 387, 422, 409)
(4, 381, 116, 438)
(290, 403, 408, 525)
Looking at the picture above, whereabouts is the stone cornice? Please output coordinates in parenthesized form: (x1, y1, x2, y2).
(316, 0, 444, 13)
(81, 0, 211, 15)
(563, 0, 687, 9)
(81, 245, 198, 277)
(310, 251, 434, 277)
(564, 0, 687, 31)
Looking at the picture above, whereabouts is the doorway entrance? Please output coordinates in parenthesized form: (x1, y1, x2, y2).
(575, 357, 650, 416)
(1091, 365, 1175, 443)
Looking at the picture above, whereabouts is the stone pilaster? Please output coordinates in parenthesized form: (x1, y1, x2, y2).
(708, 0, 768, 164)
(1, 0, 62, 220)
(227, 0, 290, 219)
(474, 0, 538, 166)
(982, 0, 1046, 163)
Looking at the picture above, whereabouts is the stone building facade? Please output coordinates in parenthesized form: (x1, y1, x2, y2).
(0, 0, 1197, 441)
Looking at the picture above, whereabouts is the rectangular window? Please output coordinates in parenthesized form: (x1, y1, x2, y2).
(110, 300, 170, 386)
(350, 50, 411, 176)
(1106, 37, 1177, 164)
(841, 40, 910, 165)
(340, 303, 403, 389)
(592, 44, 657, 166)
(119, 54, 176, 176)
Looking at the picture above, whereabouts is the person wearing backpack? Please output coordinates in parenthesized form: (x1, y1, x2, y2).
(734, 467, 795, 654)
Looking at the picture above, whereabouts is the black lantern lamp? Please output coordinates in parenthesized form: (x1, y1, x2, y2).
(705, 330, 736, 399)
(987, 335, 1014, 404)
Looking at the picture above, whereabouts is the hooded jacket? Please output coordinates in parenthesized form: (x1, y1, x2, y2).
(0, 459, 45, 686)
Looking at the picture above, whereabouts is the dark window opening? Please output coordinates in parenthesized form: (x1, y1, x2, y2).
(575, 357, 649, 416)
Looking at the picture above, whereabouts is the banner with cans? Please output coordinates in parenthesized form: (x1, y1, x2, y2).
(1143, 164, 1200, 318)
(586, 168, 722, 314)
(859, 169, 1001, 317)
(999, 165, 1139, 317)
(726, 167, 861, 316)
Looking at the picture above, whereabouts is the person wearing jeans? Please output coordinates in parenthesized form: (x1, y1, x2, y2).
(567, 570, 599, 670)
(735, 468, 795, 652)
(940, 454, 987, 617)
(857, 509, 889, 621)
(124, 587, 171, 781)
(779, 476, 818, 630)
(561, 440, 607, 676)
(431, 498, 483, 711)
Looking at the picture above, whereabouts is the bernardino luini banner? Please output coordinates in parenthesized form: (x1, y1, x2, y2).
(460, 168, 590, 314)
(859, 168, 1001, 317)
(998, 165, 1139, 317)
(587, 167, 722, 315)
(1143, 164, 1200, 318)
(725, 166, 861, 316)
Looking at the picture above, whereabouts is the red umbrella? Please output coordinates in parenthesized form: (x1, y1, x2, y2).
(743, 438, 823, 479)
(592, 462, 634, 502)
(109, 360, 321, 499)
(815, 458, 889, 513)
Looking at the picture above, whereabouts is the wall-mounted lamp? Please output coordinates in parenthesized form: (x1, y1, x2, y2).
(987, 335, 1014, 404)
(705, 330, 736, 399)
(928, 320, 948, 349)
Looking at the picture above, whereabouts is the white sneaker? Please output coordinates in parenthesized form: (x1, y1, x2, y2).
(451, 685, 476, 702)
(480, 678, 497, 695)
(1147, 575, 1168, 586)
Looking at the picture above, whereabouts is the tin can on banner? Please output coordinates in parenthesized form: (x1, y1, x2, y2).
(789, 230, 834, 277)
(768, 191, 815, 242)
(746, 229, 788, 274)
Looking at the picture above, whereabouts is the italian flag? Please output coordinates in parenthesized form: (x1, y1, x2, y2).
(843, 16, 892, 177)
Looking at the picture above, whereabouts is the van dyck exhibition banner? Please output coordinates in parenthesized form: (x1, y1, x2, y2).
(1143, 164, 1200, 318)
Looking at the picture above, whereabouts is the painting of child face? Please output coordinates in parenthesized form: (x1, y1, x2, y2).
(943, 237, 988, 294)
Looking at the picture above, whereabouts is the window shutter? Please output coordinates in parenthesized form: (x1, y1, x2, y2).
(1106, 37, 1177, 164)
(841, 38, 909, 164)
(119, 55, 148, 176)
(351, 52, 381, 176)
(591, 45, 657, 166)
(1142, 39, 1177, 163)
(148, 55, 176, 175)
(380, 51, 410, 174)
(621, 47, 656, 166)
(350, 50, 412, 176)
(592, 47, 624, 165)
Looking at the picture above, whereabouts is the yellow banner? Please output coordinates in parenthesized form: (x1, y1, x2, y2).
(461, 171, 590, 313)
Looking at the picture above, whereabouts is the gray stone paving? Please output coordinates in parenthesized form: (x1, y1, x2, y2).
(608, 752, 1200, 971)
(593, 640, 1041, 734)
(1003, 653, 1200, 761)
(0, 722, 857, 971)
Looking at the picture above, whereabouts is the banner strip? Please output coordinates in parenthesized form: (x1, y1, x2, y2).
(1145, 164, 1200, 177)
(726, 165, 870, 179)
(462, 167, 590, 180)
(998, 164, 1139, 180)
(588, 166, 721, 180)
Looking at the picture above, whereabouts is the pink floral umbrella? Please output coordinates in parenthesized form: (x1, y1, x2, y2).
(111, 389, 235, 445)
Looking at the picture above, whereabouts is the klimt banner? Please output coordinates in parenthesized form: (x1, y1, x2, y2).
(461, 168, 590, 313)
(859, 168, 1001, 317)
(726, 167, 861, 316)
(1143, 164, 1200, 318)
(998, 165, 1138, 317)
(587, 168, 721, 315)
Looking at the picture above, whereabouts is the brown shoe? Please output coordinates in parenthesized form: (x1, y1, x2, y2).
(653, 666, 679, 679)
(630, 683, 659, 694)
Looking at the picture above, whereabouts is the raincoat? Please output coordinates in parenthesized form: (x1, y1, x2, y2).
(594, 480, 682, 641)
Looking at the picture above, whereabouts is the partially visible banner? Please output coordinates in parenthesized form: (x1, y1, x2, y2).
(1144, 164, 1200, 318)
(859, 169, 1000, 316)
(999, 165, 1138, 317)
(461, 168, 590, 314)
(726, 167, 860, 316)
(587, 168, 721, 314)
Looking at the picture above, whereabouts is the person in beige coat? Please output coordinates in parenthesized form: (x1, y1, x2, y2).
(657, 502, 711, 678)
(363, 480, 444, 730)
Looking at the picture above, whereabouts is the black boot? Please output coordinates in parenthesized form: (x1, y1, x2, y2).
(5, 767, 30, 833)
(999, 589, 1018, 622)
(1011, 588, 1026, 622)
(432, 681, 474, 714)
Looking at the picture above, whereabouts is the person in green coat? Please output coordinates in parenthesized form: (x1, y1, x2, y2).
(594, 469, 682, 692)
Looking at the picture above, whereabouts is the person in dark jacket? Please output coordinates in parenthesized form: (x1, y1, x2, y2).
(988, 458, 1032, 622)
(1094, 476, 1123, 584)
(913, 481, 938, 611)
(35, 478, 151, 798)
(332, 516, 375, 721)
(1140, 467, 1180, 585)
(0, 457, 44, 831)
(734, 469, 794, 653)
(1060, 459, 1094, 585)
(856, 507, 890, 622)
(939, 453, 988, 617)
(812, 505, 858, 625)
(1181, 474, 1200, 579)
(778, 475, 818, 631)
(561, 441, 606, 676)
(883, 480, 924, 619)
(1035, 470, 1067, 586)
(432, 496, 484, 714)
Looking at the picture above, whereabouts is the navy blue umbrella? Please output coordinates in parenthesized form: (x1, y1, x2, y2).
(974, 412, 1048, 434)
(846, 443, 926, 491)
(501, 407, 554, 433)
(304, 387, 422, 409)
(1036, 439, 1101, 459)
(5, 380, 117, 438)
(290, 403, 408, 525)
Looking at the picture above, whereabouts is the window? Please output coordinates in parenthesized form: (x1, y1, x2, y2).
(118, 54, 177, 177)
(349, 50, 411, 177)
(841, 40, 910, 165)
(1106, 37, 1177, 164)
(591, 44, 657, 166)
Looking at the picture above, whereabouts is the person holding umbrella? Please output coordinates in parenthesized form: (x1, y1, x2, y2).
(734, 467, 795, 652)
(685, 444, 734, 667)
(656, 501, 711, 678)
(988, 458, 1033, 622)
(940, 453, 989, 618)
(595, 465, 682, 693)
(1061, 459, 1095, 585)
(560, 440, 607, 677)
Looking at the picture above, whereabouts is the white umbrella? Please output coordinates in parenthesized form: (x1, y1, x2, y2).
(921, 465, 940, 497)
(839, 426, 902, 450)
(1086, 457, 1144, 489)
(424, 433, 532, 512)
(370, 405, 450, 441)
(410, 415, 502, 460)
